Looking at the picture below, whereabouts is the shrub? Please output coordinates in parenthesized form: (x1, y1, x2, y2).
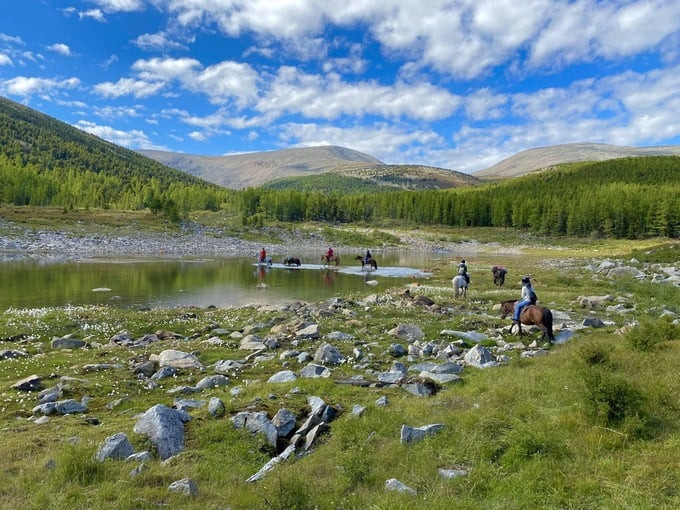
(626, 317, 680, 352)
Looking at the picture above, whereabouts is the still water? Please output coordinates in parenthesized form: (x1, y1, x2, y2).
(0, 251, 452, 310)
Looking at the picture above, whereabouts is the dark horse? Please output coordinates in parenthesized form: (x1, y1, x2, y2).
(492, 265, 507, 286)
(283, 257, 301, 266)
(500, 300, 555, 343)
(355, 255, 378, 271)
(321, 254, 340, 266)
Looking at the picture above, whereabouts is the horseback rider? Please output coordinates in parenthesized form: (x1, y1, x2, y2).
(259, 247, 267, 263)
(364, 249, 372, 264)
(513, 276, 537, 324)
(458, 259, 470, 284)
(325, 247, 334, 262)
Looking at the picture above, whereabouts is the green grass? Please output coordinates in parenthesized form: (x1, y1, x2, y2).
(1, 227, 680, 508)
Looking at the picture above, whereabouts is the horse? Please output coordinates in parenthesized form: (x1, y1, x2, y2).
(355, 255, 378, 271)
(256, 256, 273, 266)
(499, 300, 555, 343)
(283, 257, 301, 266)
(452, 275, 469, 298)
(492, 265, 507, 286)
(321, 254, 340, 266)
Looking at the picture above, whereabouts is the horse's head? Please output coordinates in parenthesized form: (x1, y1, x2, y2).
(499, 300, 516, 318)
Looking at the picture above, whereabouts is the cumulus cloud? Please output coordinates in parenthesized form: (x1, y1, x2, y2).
(133, 32, 189, 52)
(93, 77, 165, 98)
(0, 54, 12, 66)
(257, 67, 461, 121)
(89, 0, 145, 12)
(47, 43, 72, 56)
(1, 76, 79, 96)
(278, 121, 443, 164)
(74, 119, 166, 149)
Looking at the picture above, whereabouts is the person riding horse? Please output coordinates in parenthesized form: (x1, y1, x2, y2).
(259, 247, 267, 263)
(513, 276, 537, 325)
(458, 259, 470, 285)
(364, 249, 372, 264)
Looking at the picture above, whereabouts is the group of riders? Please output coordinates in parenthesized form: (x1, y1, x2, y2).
(260, 250, 534, 323)
(260, 247, 374, 265)
(456, 258, 537, 325)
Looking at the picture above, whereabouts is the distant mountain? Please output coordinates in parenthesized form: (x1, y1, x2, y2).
(263, 164, 481, 193)
(137, 146, 384, 189)
(473, 143, 680, 180)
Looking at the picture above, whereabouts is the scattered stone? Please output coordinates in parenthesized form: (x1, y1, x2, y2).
(385, 478, 417, 494)
(400, 423, 444, 443)
(96, 432, 134, 461)
(268, 370, 298, 383)
(208, 397, 225, 417)
(168, 478, 198, 497)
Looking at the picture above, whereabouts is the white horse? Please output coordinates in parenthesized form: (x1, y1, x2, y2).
(452, 275, 469, 298)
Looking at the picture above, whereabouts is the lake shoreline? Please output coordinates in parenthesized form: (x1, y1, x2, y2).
(0, 219, 518, 262)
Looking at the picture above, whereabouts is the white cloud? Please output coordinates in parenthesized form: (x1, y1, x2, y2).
(93, 77, 164, 98)
(133, 32, 188, 52)
(257, 67, 461, 121)
(74, 119, 167, 149)
(1, 76, 79, 96)
(90, 0, 145, 12)
(92, 104, 143, 119)
(79, 9, 106, 22)
(0, 54, 12, 66)
(47, 43, 72, 56)
(278, 121, 443, 164)
(0, 33, 24, 44)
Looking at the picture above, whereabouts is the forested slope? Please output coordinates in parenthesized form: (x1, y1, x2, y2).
(237, 157, 680, 238)
(0, 96, 229, 216)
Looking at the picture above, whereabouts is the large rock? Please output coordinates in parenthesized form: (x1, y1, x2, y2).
(464, 344, 498, 368)
(388, 324, 424, 343)
(313, 343, 345, 365)
(157, 350, 204, 370)
(133, 404, 192, 460)
(231, 411, 278, 447)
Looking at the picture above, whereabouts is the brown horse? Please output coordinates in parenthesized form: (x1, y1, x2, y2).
(283, 257, 301, 266)
(500, 300, 555, 343)
(492, 265, 507, 286)
(355, 255, 378, 271)
(321, 254, 340, 266)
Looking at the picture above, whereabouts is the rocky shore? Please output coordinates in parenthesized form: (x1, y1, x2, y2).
(0, 219, 483, 261)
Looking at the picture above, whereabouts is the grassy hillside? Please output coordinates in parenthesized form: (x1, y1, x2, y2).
(262, 164, 480, 193)
(0, 239, 678, 508)
(474, 142, 680, 180)
(0, 96, 229, 217)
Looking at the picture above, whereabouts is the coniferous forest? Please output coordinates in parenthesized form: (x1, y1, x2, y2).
(1, 96, 679, 239)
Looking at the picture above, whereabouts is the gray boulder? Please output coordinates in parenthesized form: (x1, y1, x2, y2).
(96, 432, 134, 461)
(400, 423, 445, 444)
(133, 404, 192, 460)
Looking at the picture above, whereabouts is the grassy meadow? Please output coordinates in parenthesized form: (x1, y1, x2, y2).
(0, 220, 679, 509)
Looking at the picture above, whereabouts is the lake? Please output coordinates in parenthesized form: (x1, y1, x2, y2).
(0, 250, 453, 310)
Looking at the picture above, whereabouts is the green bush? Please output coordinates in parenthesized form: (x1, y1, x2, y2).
(626, 317, 680, 352)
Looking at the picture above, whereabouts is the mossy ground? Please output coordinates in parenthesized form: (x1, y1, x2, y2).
(0, 222, 679, 509)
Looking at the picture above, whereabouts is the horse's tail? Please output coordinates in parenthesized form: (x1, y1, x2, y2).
(543, 308, 555, 342)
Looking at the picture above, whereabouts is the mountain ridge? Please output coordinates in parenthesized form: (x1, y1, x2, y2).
(473, 142, 680, 180)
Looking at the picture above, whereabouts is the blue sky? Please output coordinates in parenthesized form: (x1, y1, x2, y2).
(1, 0, 679, 173)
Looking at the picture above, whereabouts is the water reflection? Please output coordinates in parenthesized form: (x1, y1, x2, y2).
(0, 251, 454, 310)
